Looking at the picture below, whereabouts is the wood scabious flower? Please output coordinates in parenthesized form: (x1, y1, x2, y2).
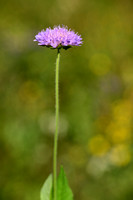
(34, 25, 82, 49)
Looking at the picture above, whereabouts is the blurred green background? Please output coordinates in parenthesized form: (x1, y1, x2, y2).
(0, 0, 133, 199)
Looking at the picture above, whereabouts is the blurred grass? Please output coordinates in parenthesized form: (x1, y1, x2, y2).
(0, 0, 133, 199)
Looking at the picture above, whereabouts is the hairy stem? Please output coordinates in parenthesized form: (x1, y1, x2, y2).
(53, 48, 60, 200)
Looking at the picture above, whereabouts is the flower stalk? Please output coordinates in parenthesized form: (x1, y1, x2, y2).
(34, 25, 82, 200)
(53, 48, 60, 200)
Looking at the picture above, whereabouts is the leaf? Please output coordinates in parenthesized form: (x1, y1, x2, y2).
(57, 166, 73, 200)
(40, 174, 53, 200)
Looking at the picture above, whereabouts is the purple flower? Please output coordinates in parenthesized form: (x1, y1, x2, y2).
(34, 25, 82, 49)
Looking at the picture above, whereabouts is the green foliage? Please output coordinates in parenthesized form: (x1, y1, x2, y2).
(57, 167, 73, 200)
(40, 174, 53, 200)
(40, 167, 73, 200)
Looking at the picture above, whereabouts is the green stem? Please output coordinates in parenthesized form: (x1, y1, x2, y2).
(53, 48, 60, 200)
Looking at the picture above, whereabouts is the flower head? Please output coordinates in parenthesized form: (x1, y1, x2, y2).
(34, 25, 82, 49)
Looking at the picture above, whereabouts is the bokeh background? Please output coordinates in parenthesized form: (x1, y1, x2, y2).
(0, 0, 133, 199)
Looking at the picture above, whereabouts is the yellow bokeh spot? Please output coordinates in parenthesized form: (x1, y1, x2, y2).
(106, 99, 132, 144)
(110, 144, 131, 166)
(114, 129, 130, 143)
(112, 100, 132, 122)
(106, 123, 131, 144)
(89, 53, 111, 76)
(89, 135, 110, 156)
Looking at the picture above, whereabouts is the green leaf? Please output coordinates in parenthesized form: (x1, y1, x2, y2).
(40, 174, 53, 200)
(57, 166, 73, 200)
